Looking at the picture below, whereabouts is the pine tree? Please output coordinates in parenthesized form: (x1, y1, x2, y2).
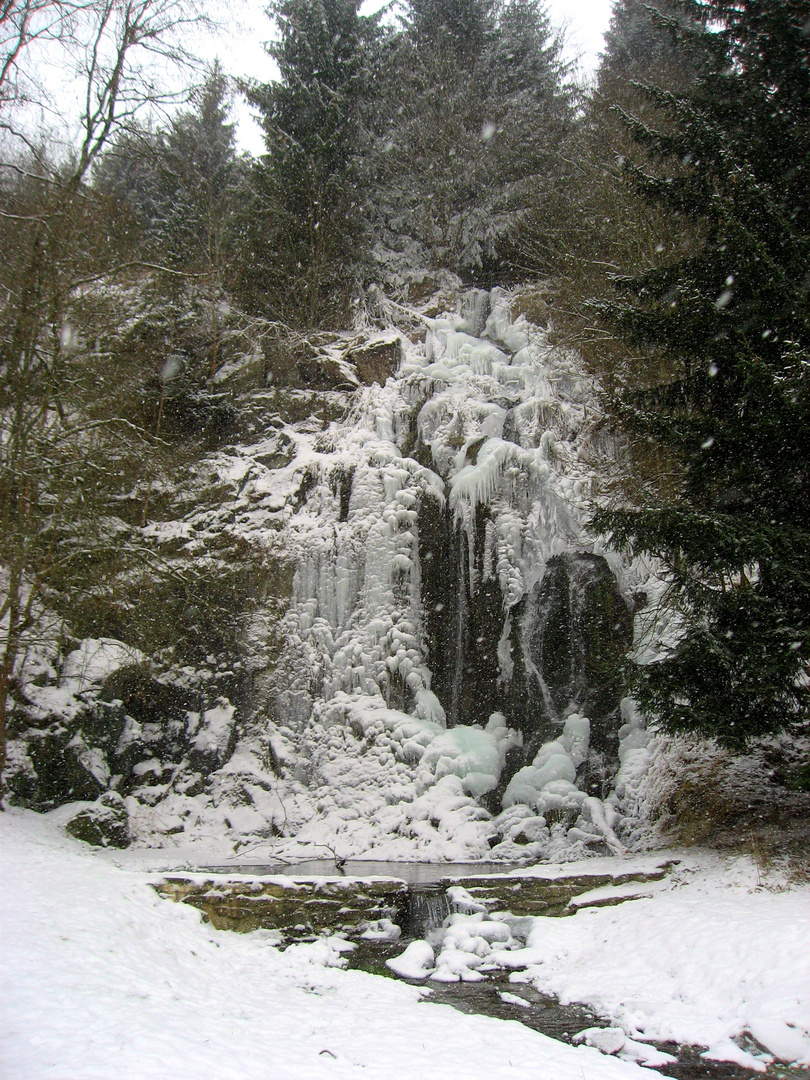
(156, 62, 242, 279)
(368, 0, 574, 283)
(593, 0, 810, 747)
(237, 0, 380, 328)
(96, 65, 244, 392)
(598, 0, 699, 86)
(531, 0, 707, 381)
(93, 124, 167, 258)
(407, 0, 498, 58)
(95, 64, 242, 278)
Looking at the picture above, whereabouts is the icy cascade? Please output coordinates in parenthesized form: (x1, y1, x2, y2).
(17, 287, 652, 859)
(408, 886, 453, 938)
(246, 287, 649, 862)
(281, 292, 603, 716)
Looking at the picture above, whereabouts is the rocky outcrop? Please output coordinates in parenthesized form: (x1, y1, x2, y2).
(64, 792, 130, 848)
(507, 553, 633, 761)
(344, 332, 402, 386)
(7, 653, 239, 812)
(154, 860, 675, 937)
(5, 285, 655, 861)
(155, 875, 409, 935)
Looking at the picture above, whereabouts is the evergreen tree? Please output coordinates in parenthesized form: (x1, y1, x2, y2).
(598, 0, 699, 87)
(593, 0, 810, 747)
(93, 123, 167, 257)
(237, 0, 380, 328)
(156, 62, 242, 279)
(96, 65, 244, 388)
(531, 0, 707, 381)
(95, 64, 242, 278)
(368, 0, 574, 283)
(407, 0, 498, 59)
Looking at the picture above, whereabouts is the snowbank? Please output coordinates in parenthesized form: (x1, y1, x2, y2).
(512, 859, 810, 1068)
(0, 809, 654, 1080)
(378, 854, 810, 1072)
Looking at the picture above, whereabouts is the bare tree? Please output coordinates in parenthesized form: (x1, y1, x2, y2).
(1, 0, 82, 109)
(0, 0, 207, 797)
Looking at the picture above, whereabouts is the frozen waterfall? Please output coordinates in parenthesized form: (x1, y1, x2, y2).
(241, 285, 657, 863)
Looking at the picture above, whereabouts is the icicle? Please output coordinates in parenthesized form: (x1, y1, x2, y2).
(582, 797, 626, 856)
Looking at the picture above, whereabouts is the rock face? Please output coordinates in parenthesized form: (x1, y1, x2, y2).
(64, 792, 130, 848)
(507, 553, 633, 761)
(155, 875, 409, 935)
(419, 520, 632, 762)
(419, 500, 505, 729)
(6, 286, 654, 861)
(9, 661, 238, 813)
(22, 725, 110, 809)
(344, 333, 402, 386)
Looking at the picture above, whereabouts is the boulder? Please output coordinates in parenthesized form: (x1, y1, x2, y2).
(64, 792, 130, 848)
(344, 334, 401, 386)
(295, 353, 356, 391)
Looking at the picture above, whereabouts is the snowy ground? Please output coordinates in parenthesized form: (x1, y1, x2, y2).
(505, 863, 810, 1070)
(2, 809, 810, 1080)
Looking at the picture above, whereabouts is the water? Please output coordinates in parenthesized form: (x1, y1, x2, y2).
(407, 885, 452, 938)
(348, 940, 790, 1080)
(188, 859, 797, 1080)
(201, 860, 522, 883)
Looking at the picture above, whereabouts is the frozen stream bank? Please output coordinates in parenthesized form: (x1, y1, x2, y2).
(152, 853, 810, 1078)
(3, 811, 810, 1080)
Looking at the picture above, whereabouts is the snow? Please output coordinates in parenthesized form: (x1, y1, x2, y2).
(501, 715, 602, 830)
(191, 699, 236, 758)
(6, 286, 677, 867)
(4, 812, 810, 1077)
(574, 1027, 628, 1055)
(59, 638, 147, 695)
(506, 858, 810, 1060)
(746, 1019, 810, 1066)
(620, 1039, 677, 1068)
(0, 810, 656, 1080)
(573, 1030, 677, 1070)
(419, 726, 502, 797)
(361, 851, 810, 1072)
(359, 918, 401, 942)
(499, 991, 530, 1008)
(701, 1039, 769, 1072)
(386, 939, 435, 979)
(566, 879, 667, 909)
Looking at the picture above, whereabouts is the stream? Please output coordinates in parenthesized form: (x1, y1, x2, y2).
(347, 938, 802, 1080)
(187, 861, 807, 1080)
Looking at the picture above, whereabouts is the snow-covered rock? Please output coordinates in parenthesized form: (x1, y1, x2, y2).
(6, 286, 666, 861)
(386, 939, 435, 979)
(63, 791, 130, 848)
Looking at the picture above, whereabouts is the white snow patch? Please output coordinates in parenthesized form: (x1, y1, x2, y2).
(511, 855, 810, 1054)
(386, 939, 435, 979)
(1, 810, 656, 1080)
(60, 638, 147, 695)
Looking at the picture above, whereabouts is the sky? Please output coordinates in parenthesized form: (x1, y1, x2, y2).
(208, 0, 615, 155)
(3, 0, 614, 163)
(544, 0, 615, 71)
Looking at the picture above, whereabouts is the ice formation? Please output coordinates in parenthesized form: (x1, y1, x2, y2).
(8, 285, 662, 861)
(223, 286, 658, 862)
